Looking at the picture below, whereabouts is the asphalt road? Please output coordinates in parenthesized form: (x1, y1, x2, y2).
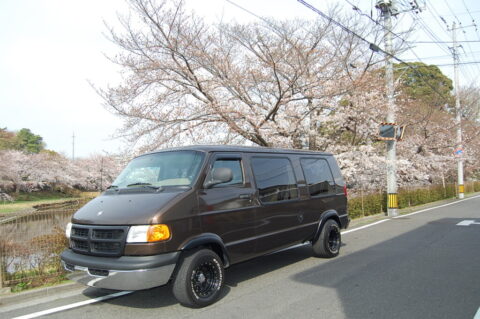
(2, 195, 480, 319)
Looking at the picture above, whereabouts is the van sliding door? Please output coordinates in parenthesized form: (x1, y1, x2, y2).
(250, 156, 307, 254)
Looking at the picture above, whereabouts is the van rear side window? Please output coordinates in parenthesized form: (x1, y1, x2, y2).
(251, 157, 298, 203)
(300, 158, 335, 196)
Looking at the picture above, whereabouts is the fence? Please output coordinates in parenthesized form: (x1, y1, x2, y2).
(0, 199, 91, 291)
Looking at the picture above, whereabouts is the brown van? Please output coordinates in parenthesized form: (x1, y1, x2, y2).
(61, 145, 349, 307)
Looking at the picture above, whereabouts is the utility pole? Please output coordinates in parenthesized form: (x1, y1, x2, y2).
(377, 0, 398, 216)
(72, 132, 75, 161)
(451, 22, 465, 199)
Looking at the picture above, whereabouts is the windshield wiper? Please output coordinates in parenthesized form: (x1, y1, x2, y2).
(126, 182, 163, 191)
(106, 185, 119, 189)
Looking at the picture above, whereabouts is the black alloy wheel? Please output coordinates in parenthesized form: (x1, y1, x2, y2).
(191, 260, 222, 299)
(327, 224, 341, 253)
(312, 219, 341, 258)
(173, 249, 225, 308)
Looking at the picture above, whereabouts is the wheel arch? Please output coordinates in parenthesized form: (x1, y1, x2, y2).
(313, 210, 341, 243)
(179, 233, 230, 268)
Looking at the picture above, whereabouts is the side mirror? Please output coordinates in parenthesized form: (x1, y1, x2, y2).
(205, 167, 233, 189)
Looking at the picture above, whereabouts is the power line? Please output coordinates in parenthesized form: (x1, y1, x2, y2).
(403, 51, 480, 61)
(342, 0, 454, 81)
(421, 0, 480, 84)
(461, 0, 478, 31)
(225, 0, 269, 25)
(443, 0, 462, 26)
(295, 0, 376, 51)
(411, 40, 480, 43)
(442, 9, 480, 16)
(342, 0, 411, 46)
(435, 61, 480, 66)
(296, 0, 452, 102)
(227, 0, 459, 104)
(424, 0, 451, 36)
(440, 0, 480, 80)
(460, 0, 480, 80)
(407, 5, 451, 56)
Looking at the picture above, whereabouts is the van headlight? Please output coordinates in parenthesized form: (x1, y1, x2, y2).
(126, 224, 171, 243)
(65, 222, 72, 238)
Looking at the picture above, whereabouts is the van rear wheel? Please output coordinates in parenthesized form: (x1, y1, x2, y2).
(172, 249, 225, 308)
(312, 219, 341, 258)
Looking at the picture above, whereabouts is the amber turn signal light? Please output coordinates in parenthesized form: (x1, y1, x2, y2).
(147, 224, 171, 242)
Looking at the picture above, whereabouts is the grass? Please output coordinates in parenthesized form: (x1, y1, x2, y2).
(10, 275, 70, 293)
(0, 191, 99, 214)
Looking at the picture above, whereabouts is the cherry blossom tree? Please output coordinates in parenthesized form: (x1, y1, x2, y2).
(0, 150, 123, 193)
(99, 0, 385, 152)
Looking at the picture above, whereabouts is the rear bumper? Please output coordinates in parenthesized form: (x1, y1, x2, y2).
(60, 249, 180, 290)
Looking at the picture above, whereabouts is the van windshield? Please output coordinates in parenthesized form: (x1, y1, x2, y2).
(111, 151, 205, 189)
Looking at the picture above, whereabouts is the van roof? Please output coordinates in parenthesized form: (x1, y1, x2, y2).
(143, 145, 333, 156)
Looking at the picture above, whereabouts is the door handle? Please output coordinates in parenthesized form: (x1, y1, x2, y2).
(239, 194, 252, 200)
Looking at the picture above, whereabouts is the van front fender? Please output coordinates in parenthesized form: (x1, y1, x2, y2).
(179, 233, 230, 267)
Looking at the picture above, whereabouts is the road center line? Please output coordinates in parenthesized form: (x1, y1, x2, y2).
(11, 291, 133, 319)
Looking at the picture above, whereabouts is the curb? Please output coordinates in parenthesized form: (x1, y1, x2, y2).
(0, 281, 84, 308)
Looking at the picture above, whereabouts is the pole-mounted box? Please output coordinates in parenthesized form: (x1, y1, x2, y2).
(378, 123, 406, 141)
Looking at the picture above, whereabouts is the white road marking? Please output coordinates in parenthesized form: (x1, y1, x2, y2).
(342, 194, 480, 235)
(392, 194, 480, 219)
(473, 306, 480, 319)
(11, 291, 133, 319)
(341, 219, 389, 235)
(457, 220, 477, 226)
(12, 194, 480, 318)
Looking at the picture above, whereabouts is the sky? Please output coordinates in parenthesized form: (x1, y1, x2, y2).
(1, 0, 480, 158)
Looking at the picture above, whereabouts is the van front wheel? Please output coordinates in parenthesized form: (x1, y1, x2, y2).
(172, 249, 225, 308)
(312, 219, 341, 258)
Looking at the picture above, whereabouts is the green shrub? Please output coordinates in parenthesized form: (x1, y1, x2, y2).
(348, 192, 385, 219)
(348, 182, 479, 220)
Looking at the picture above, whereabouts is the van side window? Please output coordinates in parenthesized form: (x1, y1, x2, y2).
(251, 157, 299, 203)
(300, 158, 335, 196)
(206, 159, 244, 187)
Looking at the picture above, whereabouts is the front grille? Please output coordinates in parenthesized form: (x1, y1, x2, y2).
(70, 224, 129, 257)
(92, 229, 124, 240)
(71, 239, 89, 251)
(92, 241, 121, 253)
(73, 228, 89, 237)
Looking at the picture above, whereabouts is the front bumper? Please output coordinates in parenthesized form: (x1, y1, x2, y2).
(60, 249, 180, 291)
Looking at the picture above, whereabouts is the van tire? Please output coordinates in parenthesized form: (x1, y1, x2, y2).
(172, 249, 225, 308)
(312, 219, 341, 258)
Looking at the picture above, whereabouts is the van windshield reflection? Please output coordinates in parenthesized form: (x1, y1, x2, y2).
(111, 151, 205, 189)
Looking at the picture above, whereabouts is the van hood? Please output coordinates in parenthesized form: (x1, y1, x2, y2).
(72, 191, 183, 225)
